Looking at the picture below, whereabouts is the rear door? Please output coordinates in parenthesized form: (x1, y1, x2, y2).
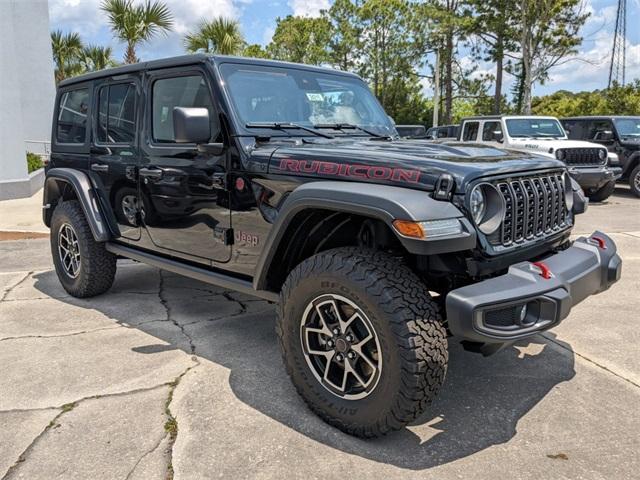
(139, 67, 231, 264)
(89, 77, 141, 240)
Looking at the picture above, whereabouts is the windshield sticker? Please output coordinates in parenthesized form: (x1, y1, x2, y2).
(305, 93, 324, 101)
(278, 158, 421, 183)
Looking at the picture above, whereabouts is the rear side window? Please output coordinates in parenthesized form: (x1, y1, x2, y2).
(152, 75, 215, 143)
(56, 88, 89, 144)
(462, 121, 479, 141)
(97, 83, 137, 143)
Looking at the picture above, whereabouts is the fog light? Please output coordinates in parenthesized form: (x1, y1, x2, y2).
(519, 304, 528, 323)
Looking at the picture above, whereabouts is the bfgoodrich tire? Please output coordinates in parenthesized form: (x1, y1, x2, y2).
(587, 180, 616, 202)
(277, 248, 448, 437)
(629, 164, 640, 198)
(50, 200, 117, 298)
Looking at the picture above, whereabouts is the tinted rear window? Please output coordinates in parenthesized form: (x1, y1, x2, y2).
(97, 83, 137, 143)
(57, 88, 89, 144)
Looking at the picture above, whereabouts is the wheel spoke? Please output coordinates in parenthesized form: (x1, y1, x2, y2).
(314, 304, 334, 336)
(351, 345, 377, 371)
(346, 360, 369, 388)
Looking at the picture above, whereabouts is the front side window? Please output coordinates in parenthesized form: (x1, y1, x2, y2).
(505, 118, 566, 138)
(219, 63, 395, 137)
(588, 120, 614, 141)
(613, 117, 640, 138)
(463, 122, 479, 141)
(152, 75, 215, 143)
(57, 88, 89, 144)
(97, 83, 137, 143)
(482, 121, 503, 141)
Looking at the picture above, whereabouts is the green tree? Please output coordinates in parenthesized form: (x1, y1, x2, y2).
(324, 0, 362, 71)
(514, 0, 589, 114)
(184, 17, 245, 55)
(51, 30, 84, 83)
(243, 44, 271, 59)
(267, 15, 331, 65)
(82, 45, 117, 71)
(101, 0, 173, 64)
(468, 0, 519, 114)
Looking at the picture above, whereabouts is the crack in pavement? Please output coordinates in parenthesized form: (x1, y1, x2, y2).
(0, 325, 124, 342)
(0, 271, 32, 302)
(158, 270, 196, 355)
(540, 332, 640, 389)
(124, 431, 169, 480)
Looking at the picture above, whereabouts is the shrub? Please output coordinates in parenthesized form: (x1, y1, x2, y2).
(26, 152, 44, 173)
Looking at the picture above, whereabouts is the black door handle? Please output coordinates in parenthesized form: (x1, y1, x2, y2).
(139, 167, 163, 180)
(91, 163, 109, 173)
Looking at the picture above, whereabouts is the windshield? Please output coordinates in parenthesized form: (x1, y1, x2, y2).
(613, 118, 640, 137)
(505, 118, 566, 138)
(219, 63, 395, 136)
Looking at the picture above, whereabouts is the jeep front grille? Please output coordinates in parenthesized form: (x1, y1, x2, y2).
(557, 148, 605, 166)
(492, 172, 569, 247)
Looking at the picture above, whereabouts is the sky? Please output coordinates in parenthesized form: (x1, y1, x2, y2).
(48, 0, 640, 98)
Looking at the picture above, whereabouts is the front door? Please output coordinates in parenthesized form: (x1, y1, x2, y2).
(139, 68, 231, 264)
(89, 78, 141, 240)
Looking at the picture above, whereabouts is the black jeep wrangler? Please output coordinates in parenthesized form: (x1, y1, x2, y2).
(44, 55, 622, 437)
(562, 116, 640, 197)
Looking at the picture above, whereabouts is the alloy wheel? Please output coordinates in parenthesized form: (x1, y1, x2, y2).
(300, 294, 382, 400)
(58, 223, 81, 278)
(121, 194, 139, 225)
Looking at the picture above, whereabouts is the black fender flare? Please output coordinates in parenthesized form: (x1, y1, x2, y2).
(43, 168, 116, 242)
(624, 151, 640, 176)
(253, 181, 476, 291)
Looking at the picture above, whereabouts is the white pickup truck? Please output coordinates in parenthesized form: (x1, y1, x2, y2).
(457, 115, 622, 201)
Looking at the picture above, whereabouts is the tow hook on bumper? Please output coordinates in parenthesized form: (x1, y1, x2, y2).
(445, 231, 622, 350)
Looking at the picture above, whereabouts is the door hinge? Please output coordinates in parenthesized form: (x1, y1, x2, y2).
(213, 227, 234, 246)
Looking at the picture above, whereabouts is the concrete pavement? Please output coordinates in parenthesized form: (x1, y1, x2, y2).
(0, 187, 638, 479)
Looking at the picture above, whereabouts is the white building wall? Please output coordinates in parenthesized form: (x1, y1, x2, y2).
(0, 0, 55, 199)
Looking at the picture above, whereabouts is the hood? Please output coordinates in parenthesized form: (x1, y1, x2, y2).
(509, 138, 607, 156)
(262, 138, 564, 193)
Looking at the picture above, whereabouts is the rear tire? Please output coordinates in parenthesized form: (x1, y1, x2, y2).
(277, 247, 448, 437)
(588, 180, 616, 202)
(629, 164, 640, 198)
(51, 200, 117, 298)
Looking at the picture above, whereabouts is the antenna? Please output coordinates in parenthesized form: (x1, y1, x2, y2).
(608, 0, 627, 88)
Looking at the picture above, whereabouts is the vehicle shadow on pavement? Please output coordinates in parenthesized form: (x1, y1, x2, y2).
(34, 268, 576, 471)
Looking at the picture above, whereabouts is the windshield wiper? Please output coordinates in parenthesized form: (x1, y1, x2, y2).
(313, 123, 391, 139)
(245, 122, 334, 139)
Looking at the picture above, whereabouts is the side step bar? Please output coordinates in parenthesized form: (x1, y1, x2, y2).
(106, 242, 279, 303)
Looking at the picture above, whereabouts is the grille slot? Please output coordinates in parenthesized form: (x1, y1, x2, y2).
(557, 148, 605, 166)
(495, 172, 569, 247)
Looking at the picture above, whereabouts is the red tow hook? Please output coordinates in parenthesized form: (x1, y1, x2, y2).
(588, 236, 607, 250)
(532, 261, 553, 279)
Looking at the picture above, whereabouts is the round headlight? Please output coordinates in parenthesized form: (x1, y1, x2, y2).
(556, 149, 566, 161)
(563, 172, 574, 212)
(598, 149, 606, 160)
(469, 186, 486, 224)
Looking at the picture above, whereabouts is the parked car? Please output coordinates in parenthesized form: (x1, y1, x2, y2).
(561, 116, 640, 197)
(43, 55, 621, 437)
(426, 124, 459, 141)
(395, 124, 427, 138)
(458, 115, 622, 201)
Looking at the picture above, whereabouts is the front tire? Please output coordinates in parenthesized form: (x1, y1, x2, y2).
(629, 164, 640, 198)
(277, 248, 448, 437)
(51, 200, 117, 298)
(587, 180, 616, 202)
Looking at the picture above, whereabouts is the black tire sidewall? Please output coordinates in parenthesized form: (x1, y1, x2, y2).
(280, 271, 408, 428)
(50, 203, 91, 293)
(630, 165, 640, 197)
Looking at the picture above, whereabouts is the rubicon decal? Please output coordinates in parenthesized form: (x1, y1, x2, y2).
(278, 158, 421, 183)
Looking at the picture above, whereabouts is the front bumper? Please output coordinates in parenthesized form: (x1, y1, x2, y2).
(568, 166, 622, 191)
(446, 231, 622, 347)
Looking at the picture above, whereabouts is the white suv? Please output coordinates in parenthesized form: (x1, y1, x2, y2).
(458, 115, 622, 201)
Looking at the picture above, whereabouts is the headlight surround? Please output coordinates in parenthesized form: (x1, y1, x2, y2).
(563, 171, 574, 212)
(469, 183, 505, 235)
(556, 149, 566, 161)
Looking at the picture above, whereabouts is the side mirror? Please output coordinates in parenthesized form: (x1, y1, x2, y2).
(494, 131, 504, 143)
(173, 107, 211, 144)
(597, 130, 615, 142)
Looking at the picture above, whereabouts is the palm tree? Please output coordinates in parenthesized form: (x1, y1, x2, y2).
(101, 0, 173, 64)
(51, 30, 84, 83)
(82, 45, 118, 71)
(184, 17, 245, 55)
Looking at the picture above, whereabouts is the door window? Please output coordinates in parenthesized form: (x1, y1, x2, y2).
(482, 121, 503, 141)
(462, 121, 479, 141)
(56, 88, 89, 144)
(96, 83, 137, 143)
(152, 75, 216, 143)
(588, 120, 614, 141)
